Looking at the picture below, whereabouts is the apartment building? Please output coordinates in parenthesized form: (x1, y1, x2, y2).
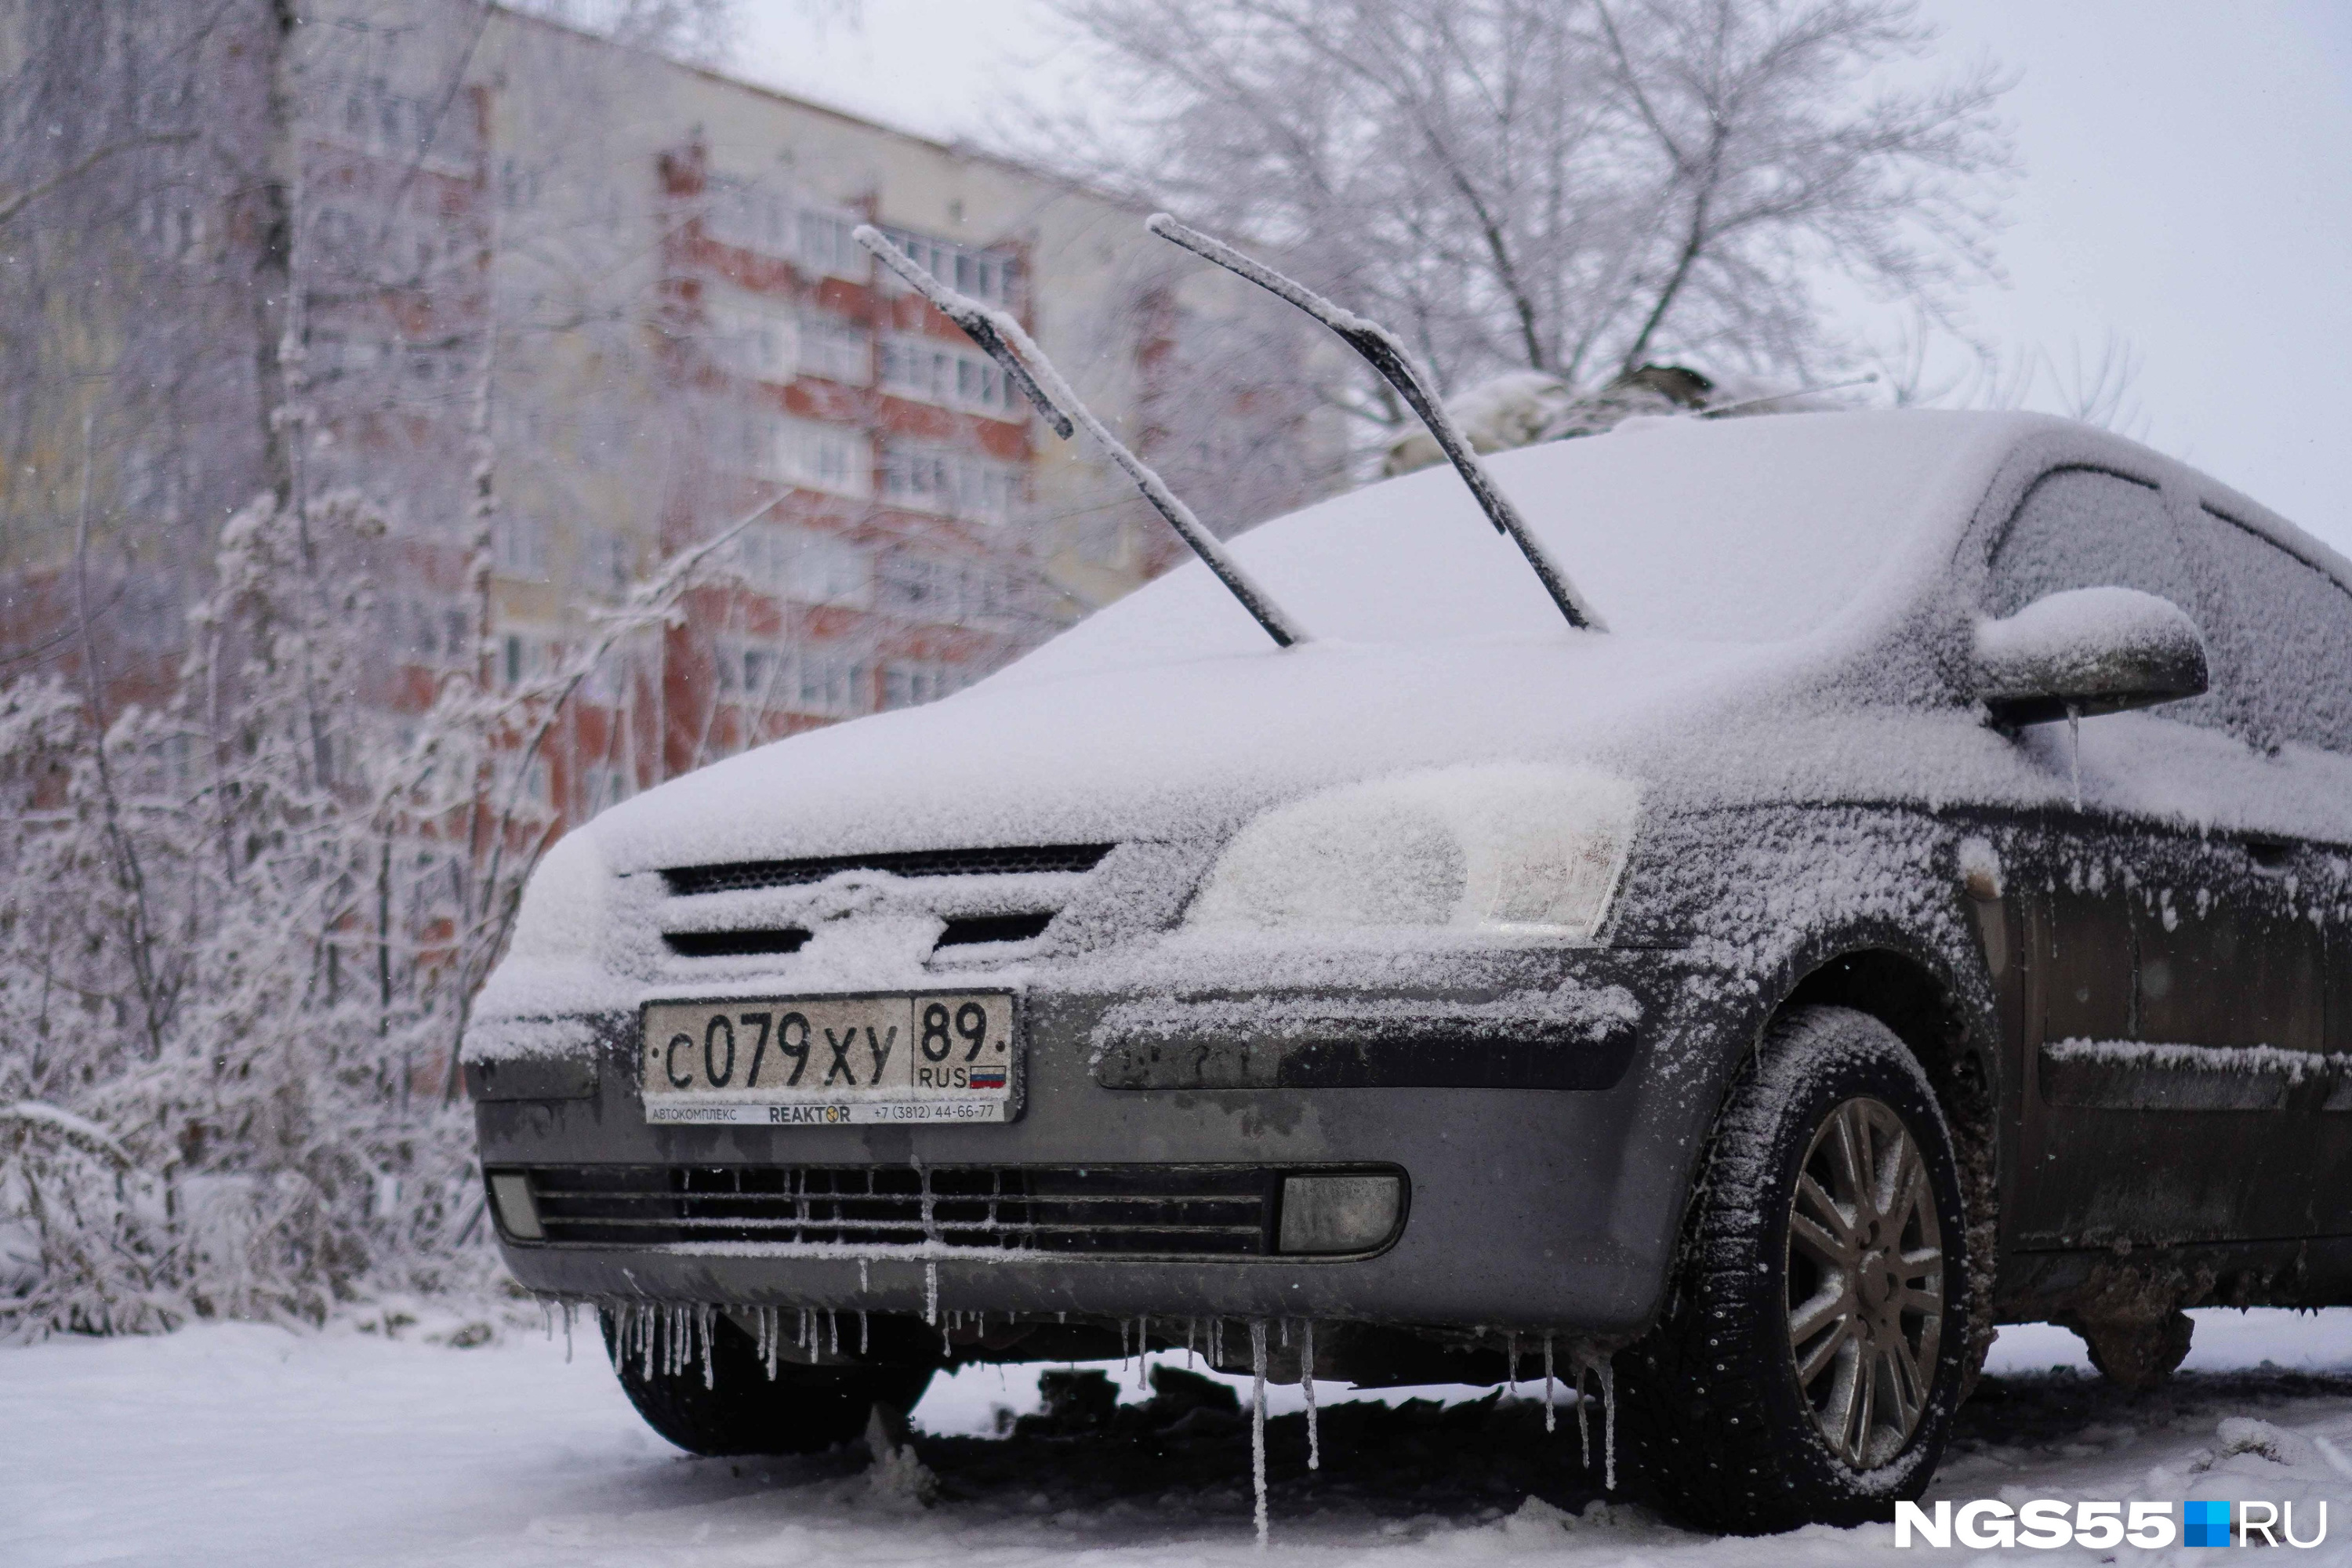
(1, 1, 1335, 833)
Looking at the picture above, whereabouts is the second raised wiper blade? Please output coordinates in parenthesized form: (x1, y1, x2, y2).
(1148, 214, 1605, 633)
(853, 225, 1305, 651)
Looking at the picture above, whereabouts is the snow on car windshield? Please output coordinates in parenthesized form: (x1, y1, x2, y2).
(1007, 412, 2002, 683)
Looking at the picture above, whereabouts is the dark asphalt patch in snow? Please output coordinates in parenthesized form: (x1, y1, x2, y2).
(911, 1372, 1610, 1529)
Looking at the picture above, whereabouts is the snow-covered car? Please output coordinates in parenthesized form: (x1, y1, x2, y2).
(466, 405, 2352, 1532)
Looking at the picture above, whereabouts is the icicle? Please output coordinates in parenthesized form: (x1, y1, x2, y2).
(859, 1258, 870, 1293)
(828, 1308, 840, 1356)
(1249, 1320, 1270, 1547)
(1542, 1333, 1556, 1435)
(1301, 1319, 1319, 1471)
(1120, 1316, 1131, 1370)
(542, 1301, 554, 1341)
(1188, 1317, 1200, 1368)
(640, 1304, 655, 1382)
(1507, 1330, 1520, 1389)
(2067, 704, 2083, 812)
(924, 1261, 938, 1325)
(1570, 1346, 1617, 1490)
(766, 1306, 781, 1381)
(1598, 1356, 1617, 1492)
(1279, 1318, 1289, 1348)
(1136, 1316, 1150, 1389)
(699, 1305, 715, 1391)
(859, 1309, 869, 1355)
(1575, 1363, 1592, 1468)
(1210, 1316, 1224, 1370)
(563, 1300, 575, 1364)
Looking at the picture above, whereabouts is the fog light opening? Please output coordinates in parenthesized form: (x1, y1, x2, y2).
(1277, 1173, 1403, 1254)
(489, 1171, 543, 1241)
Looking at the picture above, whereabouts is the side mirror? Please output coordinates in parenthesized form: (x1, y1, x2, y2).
(1973, 586, 2209, 727)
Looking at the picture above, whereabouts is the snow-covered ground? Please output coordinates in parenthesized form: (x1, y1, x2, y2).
(6, 1305, 2351, 1566)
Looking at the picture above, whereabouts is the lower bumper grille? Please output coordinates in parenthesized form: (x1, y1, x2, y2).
(503, 1163, 1370, 1258)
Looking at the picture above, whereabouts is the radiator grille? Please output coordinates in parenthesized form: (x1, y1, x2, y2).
(506, 1163, 1294, 1257)
(662, 844, 1115, 898)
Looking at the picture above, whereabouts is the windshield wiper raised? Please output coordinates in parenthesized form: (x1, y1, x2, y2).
(1147, 215, 1606, 633)
(852, 225, 1307, 650)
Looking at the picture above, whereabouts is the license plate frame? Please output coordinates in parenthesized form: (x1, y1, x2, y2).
(637, 990, 1022, 1127)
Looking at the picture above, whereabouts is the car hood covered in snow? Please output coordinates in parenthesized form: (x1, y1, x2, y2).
(587, 412, 2036, 874)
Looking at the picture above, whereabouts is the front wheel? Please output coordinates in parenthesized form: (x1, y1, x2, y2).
(601, 1308, 935, 1456)
(1621, 1005, 1973, 1534)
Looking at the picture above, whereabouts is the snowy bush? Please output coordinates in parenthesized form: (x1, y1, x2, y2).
(0, 488, 731, 1340)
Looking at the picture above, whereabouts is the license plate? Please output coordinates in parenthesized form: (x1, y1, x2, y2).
(638, 993, 1019, 1126)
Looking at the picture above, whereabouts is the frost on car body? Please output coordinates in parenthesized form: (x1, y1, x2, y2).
(464, 405, 2352, 1533)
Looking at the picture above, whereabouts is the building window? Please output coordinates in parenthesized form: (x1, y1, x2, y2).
(881, 661, 964, 710)
(706, 296, 799, 383)
(879, 444, 1022, 524)
(714, 639, 869, 718)
(320, 74, 481, 173)
(720, 409, 872, 498)
(493, 514, 550, 580)
(380, 595, 475, 667)
(876, 227, 1016, 306)
(798, 310, 870, 386)
(581, 764, 631, 815)
(499, 630, 557, 688)
(584, 530, 635, 597)
(706, 298, 869, 387)
(793, 648, 868, 717)
(797, 206, 864, 279)
(780, 420, 871, 497)
(702, 174, 794, 254)
(726, 522, 872, 608)
(877, 550, 1024, 625)
(704, 179, 865, 281)
(880, 333, 1016, 417)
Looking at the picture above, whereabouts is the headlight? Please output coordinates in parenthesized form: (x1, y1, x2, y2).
(1186, 764, 1639, 938)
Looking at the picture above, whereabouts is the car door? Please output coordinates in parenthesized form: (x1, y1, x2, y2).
(1985, 467, 2338, 1247)
(2160, 501, 2352, 1238)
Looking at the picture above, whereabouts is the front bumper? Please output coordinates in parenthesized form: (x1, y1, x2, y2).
(473, 949, 1733, 1338)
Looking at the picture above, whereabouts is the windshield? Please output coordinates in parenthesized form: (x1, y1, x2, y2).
(1005, 411, 1998, 682)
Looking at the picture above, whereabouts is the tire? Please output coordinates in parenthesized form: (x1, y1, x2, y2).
(601, 1308, 936, 1456)
(1621, 1005, 1973, 1534)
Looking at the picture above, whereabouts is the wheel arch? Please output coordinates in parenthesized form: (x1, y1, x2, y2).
(1769, 938, 2003, 1391)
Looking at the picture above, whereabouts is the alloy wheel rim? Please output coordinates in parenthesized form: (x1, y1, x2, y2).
(1784, 1095, 1944, 1469)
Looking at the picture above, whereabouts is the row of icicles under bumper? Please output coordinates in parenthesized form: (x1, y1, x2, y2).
(537, 1288, 1619, 1545)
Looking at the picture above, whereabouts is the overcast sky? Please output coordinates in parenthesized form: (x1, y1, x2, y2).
(734, 1, 2352, 553)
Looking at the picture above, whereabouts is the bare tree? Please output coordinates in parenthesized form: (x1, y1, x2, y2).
(0, 0, 772, 1334)
(1029, 0, 2014, 437)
